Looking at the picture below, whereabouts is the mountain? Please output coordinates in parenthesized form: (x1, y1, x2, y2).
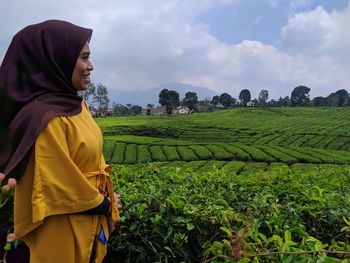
(108, 83, 219, 107)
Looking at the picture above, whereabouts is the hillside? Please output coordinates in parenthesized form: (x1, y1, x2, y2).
(95, 107, 350, 164)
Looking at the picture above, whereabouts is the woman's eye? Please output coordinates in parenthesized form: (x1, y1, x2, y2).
(82, 53, 90, 59)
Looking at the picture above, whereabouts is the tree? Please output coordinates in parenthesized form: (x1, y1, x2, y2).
(281, 96, 291, 107)
(197, 98, 212, 112)
(113, 103, 129, 116)
(334, 89, 348, 106)
(239, 89, 251, 106)
(210, 95, 220, 107)
(92, 83, 110, 110)
(130, 105, 142, 115)
(159, 89, 180, 115)
(313, 96, 326, 107)
(343, 97, 350, 106)
(326, 93, 340, 107)
(182, 92, 198, 111)
(258, 89, 269, 107)
(146, 104, 154, 116)
(219, 93, 233, 108)
(251, 98, 259, 106)
(78, 82, 95, 101)
(269, 99, 278, 107)
(291, 86, 310, 106)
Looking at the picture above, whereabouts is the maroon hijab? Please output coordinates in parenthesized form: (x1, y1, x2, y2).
(0, 20, 92, 181)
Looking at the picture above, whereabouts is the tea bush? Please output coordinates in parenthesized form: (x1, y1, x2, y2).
(105, 162, 350, 262)
(162, 146, 181, 161)
(177, 146, 198, 161)
(149, 146, 168, 162)
(189, 145, 214, 159)
(137, 145, 152, 163)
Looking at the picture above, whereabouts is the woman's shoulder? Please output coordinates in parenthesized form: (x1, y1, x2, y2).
(43, 102, 92, 134)
(82, 99, 89, 108)
(43, 115, 67, 134)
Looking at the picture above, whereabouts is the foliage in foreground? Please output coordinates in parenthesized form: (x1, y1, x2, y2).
(105, 162, 350, 262)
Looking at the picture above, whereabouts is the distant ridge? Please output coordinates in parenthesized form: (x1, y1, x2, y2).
(108, 82, 219, 107)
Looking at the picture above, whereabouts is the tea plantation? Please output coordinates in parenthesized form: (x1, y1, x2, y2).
(97, 107, 350, 262)
(2, 107, 350, 262)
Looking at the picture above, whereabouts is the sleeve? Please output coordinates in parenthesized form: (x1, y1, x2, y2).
(81, 197, 110, 215)
(31, 117, 104, 223)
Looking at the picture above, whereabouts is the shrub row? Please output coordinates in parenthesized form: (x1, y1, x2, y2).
(110, 142, 126, 164)
(103, 140, 116, 163)
(257, 146, 298, 164)
(204, 145, 232, 160)
(238, 145, 276, 162)
(137, 145, 152, 163)
(149, 146, 167, 162)
(162, 146, 180, 161)
(177, 146, 198, 161)
(188, 145, 213, 159)
(275, 146, 322, 164)
(222, 144, 251, 160)
(104, 141, 350, 165)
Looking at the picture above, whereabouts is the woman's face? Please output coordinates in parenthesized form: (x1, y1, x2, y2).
(71, 42, 93, 90)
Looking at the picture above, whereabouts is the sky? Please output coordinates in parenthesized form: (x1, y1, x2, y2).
(0, 0, 349, 100)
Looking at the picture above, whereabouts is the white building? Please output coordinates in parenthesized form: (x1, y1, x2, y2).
(175, 106, 192, 114)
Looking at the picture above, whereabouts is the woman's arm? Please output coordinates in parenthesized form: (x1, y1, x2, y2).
(31, 116, 106, 223)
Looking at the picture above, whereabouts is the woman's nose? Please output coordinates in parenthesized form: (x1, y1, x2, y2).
(88, 61, 94, 71)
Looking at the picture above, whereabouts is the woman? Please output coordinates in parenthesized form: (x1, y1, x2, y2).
(0, 20, 120, 262)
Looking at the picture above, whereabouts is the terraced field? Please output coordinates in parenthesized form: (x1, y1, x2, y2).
(96, 107, 350, 165)
(103, 136, 350, 165)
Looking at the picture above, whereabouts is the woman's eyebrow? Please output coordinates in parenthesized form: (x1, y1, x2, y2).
(81, 51, 90, 56)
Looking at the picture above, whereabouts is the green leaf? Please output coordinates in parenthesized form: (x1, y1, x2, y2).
(186, 222, 195, 231)
(130, 223, 137, 232)
(164, 246, 173, 255)
(220, 226, 232, 238)
(290, 227, 309, 238)
(152, 214, 162, 225)
(175, 216, 186, 223)
(223, 239, 231, 248)
(215, 198, 229, 206)
(284, 230, 292, 243)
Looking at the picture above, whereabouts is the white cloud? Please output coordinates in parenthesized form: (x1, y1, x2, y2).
(281, 3, 350, 96)
(0, 0, 349, 101)
(282, 6, 336, 56)
(202, 40, 313, 98)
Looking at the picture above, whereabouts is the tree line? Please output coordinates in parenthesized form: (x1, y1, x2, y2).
(158, 86, 350, 114)
(79, 83, 143, 116)
(80, 83, 350, 116)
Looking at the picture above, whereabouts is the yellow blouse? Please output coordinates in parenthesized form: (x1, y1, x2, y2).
(14, 102, 119, 263)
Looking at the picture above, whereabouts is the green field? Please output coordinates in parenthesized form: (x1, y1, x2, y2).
(97, 107, 350, 165)
(98, 107, 350, 262)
